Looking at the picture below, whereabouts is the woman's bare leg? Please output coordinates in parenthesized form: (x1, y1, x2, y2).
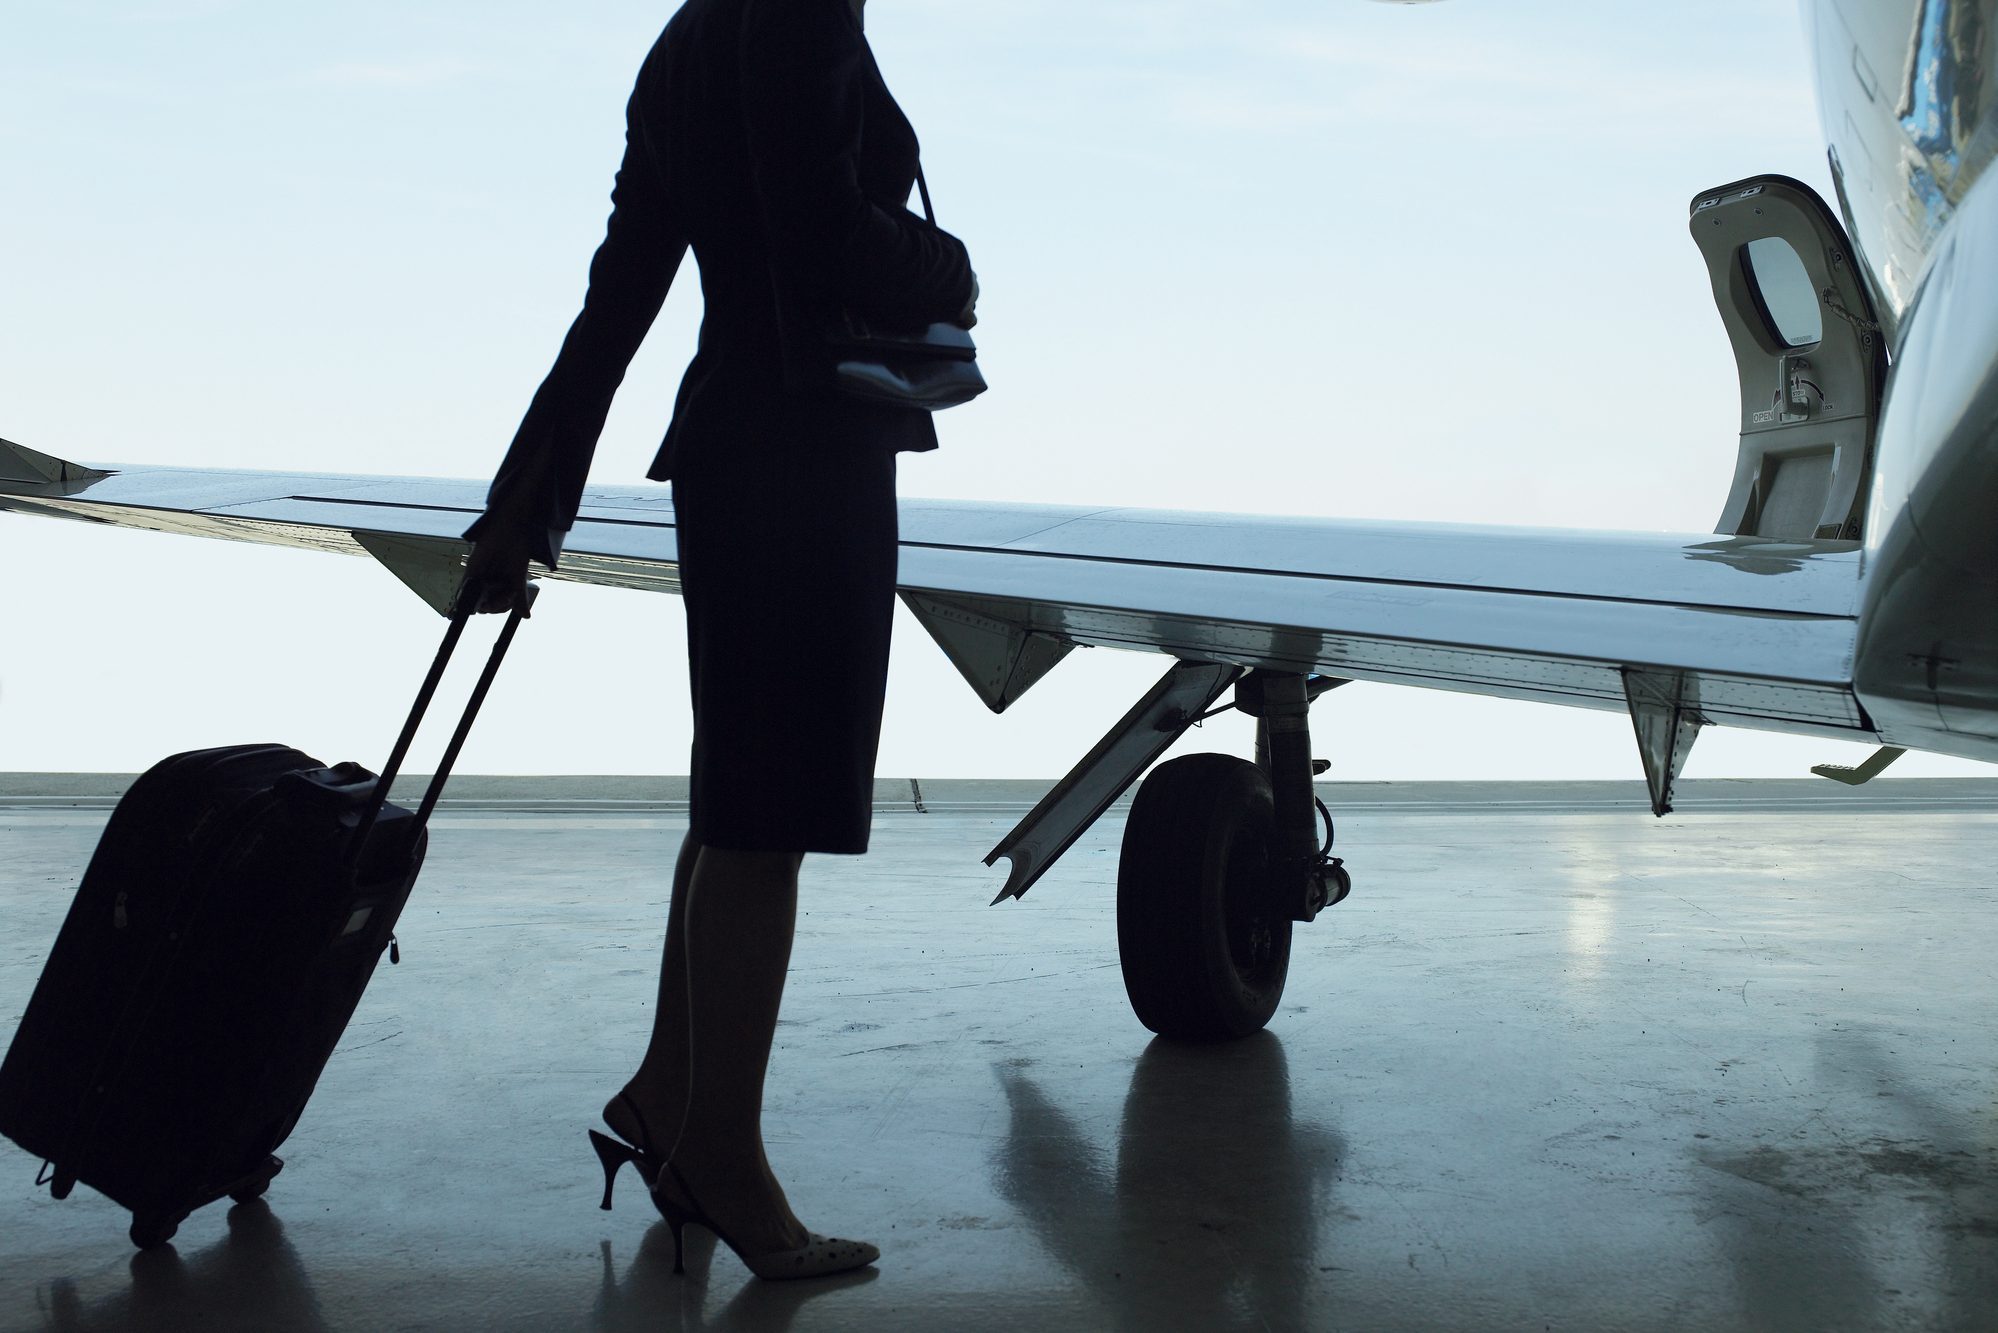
(605, 832, 701, 1154)
(667, 845, 810, 1253)
(607, 839, 811, 1255)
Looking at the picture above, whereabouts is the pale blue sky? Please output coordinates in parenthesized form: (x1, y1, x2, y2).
(2, 1, 1984, 781)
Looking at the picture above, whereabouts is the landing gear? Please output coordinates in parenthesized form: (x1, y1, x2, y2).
(1114, 670, 1349, 1040)
(986, 661, 1351, 1041)
(1117, 754, 1291, 1039)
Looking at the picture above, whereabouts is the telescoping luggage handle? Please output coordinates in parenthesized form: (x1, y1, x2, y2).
(348, 585, 535, 858)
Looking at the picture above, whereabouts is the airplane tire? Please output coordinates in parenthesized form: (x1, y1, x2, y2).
(1117, 753, 1292, 1040)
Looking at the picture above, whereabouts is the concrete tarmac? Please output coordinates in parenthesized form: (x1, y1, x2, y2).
(2, 780, 1996, 1331)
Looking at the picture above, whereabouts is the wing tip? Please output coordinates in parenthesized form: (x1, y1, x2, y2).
(0, 437, 114, 489)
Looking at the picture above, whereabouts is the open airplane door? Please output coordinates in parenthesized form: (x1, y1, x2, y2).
(1689, 175, 1888, 542)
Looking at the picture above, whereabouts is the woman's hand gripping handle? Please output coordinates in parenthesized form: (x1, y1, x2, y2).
(460, 521, 541, 618)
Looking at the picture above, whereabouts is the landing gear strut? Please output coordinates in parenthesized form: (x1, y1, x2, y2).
(1237, 671, 1350, 922)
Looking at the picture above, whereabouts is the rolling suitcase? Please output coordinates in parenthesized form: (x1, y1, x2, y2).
(0, 599, 526, 1248)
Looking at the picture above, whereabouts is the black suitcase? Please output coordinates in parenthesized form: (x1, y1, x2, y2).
(0, 601, 525, 1248)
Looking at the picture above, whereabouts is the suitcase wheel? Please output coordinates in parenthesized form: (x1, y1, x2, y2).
(130, 1214, 181, 1250)
(48, 1169, 76, 1202)
(228, 1155, 285, 1204)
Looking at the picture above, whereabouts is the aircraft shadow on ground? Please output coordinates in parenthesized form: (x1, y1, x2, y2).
(991, 1031, 1346, 1330)
(31, 1200, 329, 1333)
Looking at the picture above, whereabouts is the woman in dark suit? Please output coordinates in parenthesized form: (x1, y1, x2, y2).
(462, 0, 975, 1280)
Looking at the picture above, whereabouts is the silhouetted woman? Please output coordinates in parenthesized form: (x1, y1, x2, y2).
(460, 0, 975, 1280)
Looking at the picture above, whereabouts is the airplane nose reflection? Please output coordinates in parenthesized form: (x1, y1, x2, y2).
(39, 1201, 328, 1333)
(991, 1032, 1344, 1329)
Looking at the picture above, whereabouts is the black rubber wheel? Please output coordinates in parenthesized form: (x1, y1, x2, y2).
(129, 1215, 179, 1250)
(229, 1155, 284, 1204)
(1117, 753, 1293, 1040)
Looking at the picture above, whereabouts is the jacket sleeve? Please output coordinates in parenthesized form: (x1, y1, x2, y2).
(465, 90, 689, 567)
(739, 0, 973, 331)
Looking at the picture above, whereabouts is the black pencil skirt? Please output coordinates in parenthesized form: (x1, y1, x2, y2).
(671, 433, 899, 855)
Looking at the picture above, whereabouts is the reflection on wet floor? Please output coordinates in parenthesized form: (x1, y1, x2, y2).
(35, 1201, 328, 1333)
(3, 796, 1998, 1331)
(592, 1227, 881, 1333)
(1695, 1024, 1998, 1331)
(991, 1034, 1343, 1333)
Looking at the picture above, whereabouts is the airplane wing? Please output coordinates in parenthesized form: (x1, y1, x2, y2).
(0, 435, 1872, 774)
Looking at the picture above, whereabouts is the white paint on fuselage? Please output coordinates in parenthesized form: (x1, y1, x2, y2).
(1808, 0, 1998, 756)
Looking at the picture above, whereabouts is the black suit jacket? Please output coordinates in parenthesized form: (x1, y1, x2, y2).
(469, 0, 974, 564)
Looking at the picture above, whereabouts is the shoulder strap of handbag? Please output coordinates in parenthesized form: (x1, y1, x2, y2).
(915, 163, 936, 226)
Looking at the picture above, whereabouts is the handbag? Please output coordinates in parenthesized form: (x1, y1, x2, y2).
(826, 165, 987, 411)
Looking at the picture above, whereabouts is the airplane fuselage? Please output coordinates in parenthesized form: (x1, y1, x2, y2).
(1809, 0, 1998, 761)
